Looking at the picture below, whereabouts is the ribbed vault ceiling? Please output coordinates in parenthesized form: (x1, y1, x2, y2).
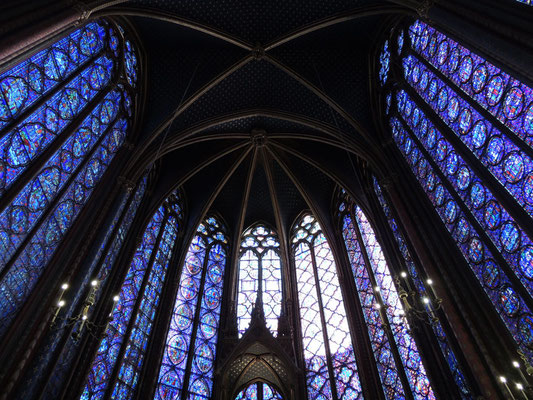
(114, 0, 407, 238)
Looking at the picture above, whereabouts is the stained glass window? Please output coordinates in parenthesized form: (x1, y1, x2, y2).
(338, 193, 436, 399)
(31, 173, 149, 400)
(292, 213, 363, 400)
(372, 178, 474, 399)
(380, 20, 533, 361)
(0, 19, 139, 338)
(238, 224, 282, 336)
(156, 216, 228, 400)
(81, 192, 182, 400)
(234, 382, 283, 400)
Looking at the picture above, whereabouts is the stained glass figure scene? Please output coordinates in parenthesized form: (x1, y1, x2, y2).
(338, 192, 435, 400)
(372, 178, 474, 399)
(292, 213, 363, 400)
(156, 216, 227, 400)
(382, 20, 533, 360)
(0, 19, 139, 338)
(238, 224, 282, 336)
(81, 192, 182, 400)
(234, 382, 283, 400)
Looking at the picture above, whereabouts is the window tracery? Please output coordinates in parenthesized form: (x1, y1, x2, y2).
(156, 216, 228, 400)
(237, 224, 282, 336)
(292, 213, 363, 400)
(380, 20, 533, 361)
(0, 19, 138, 338)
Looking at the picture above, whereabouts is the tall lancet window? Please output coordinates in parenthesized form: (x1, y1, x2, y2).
(81, 192, 182, 400)
(292, 213, 363, 400)
(337, 193, 435, 400)
(380, 20, 533, 361)
(0, 19, 139, 337)
(156, 216, 228, 400)
(237, 223, 282, 336)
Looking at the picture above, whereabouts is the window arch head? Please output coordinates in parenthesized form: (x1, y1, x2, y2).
(0, 18, 140, 336)
(238, 223, 282, 337)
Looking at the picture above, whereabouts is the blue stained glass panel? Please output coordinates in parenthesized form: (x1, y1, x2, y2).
(81, 206, 166, 400)
(372, 177, 474, 399)
(124, 40, 138, 87)
(379, 40, 391, 85)
(396, 89, 533, 297)
(391, 116, 533, 360)
(401, 55, 533, 216)
(41, 174, 148, 400)
(293, 214, 363, 400)
(0, 22, 107, 130)
(294, 240, 333, 400)
(354, 207, 435, 400)
(342, 212, 405, 400)
(187, 244, 226, 399)
(0, 89, 122, 269)
(0, 116, 127, 336)
(409, 21, 533, 146)
(156, 216, 227, 400)
(0, 55, 113, 195)
(112, 215, 179, 399)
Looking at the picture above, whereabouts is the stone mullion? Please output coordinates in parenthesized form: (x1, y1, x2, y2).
(401, 51, 533, 238)
(307, 241, 339, 400)
(370, 173, 483, 397)
(331, 210, 386, 400)
(363, 180, 464, 399)
(0, 109, 123, 281)
(180, 241, 213, 400)
(381, 143, 506, 398)
(395, 107, 533, 315)
(65, 182, 155, 399)
(350, 207, 415, 400)
(101, 210, 170, 400)
(135, 215, 184, 400)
